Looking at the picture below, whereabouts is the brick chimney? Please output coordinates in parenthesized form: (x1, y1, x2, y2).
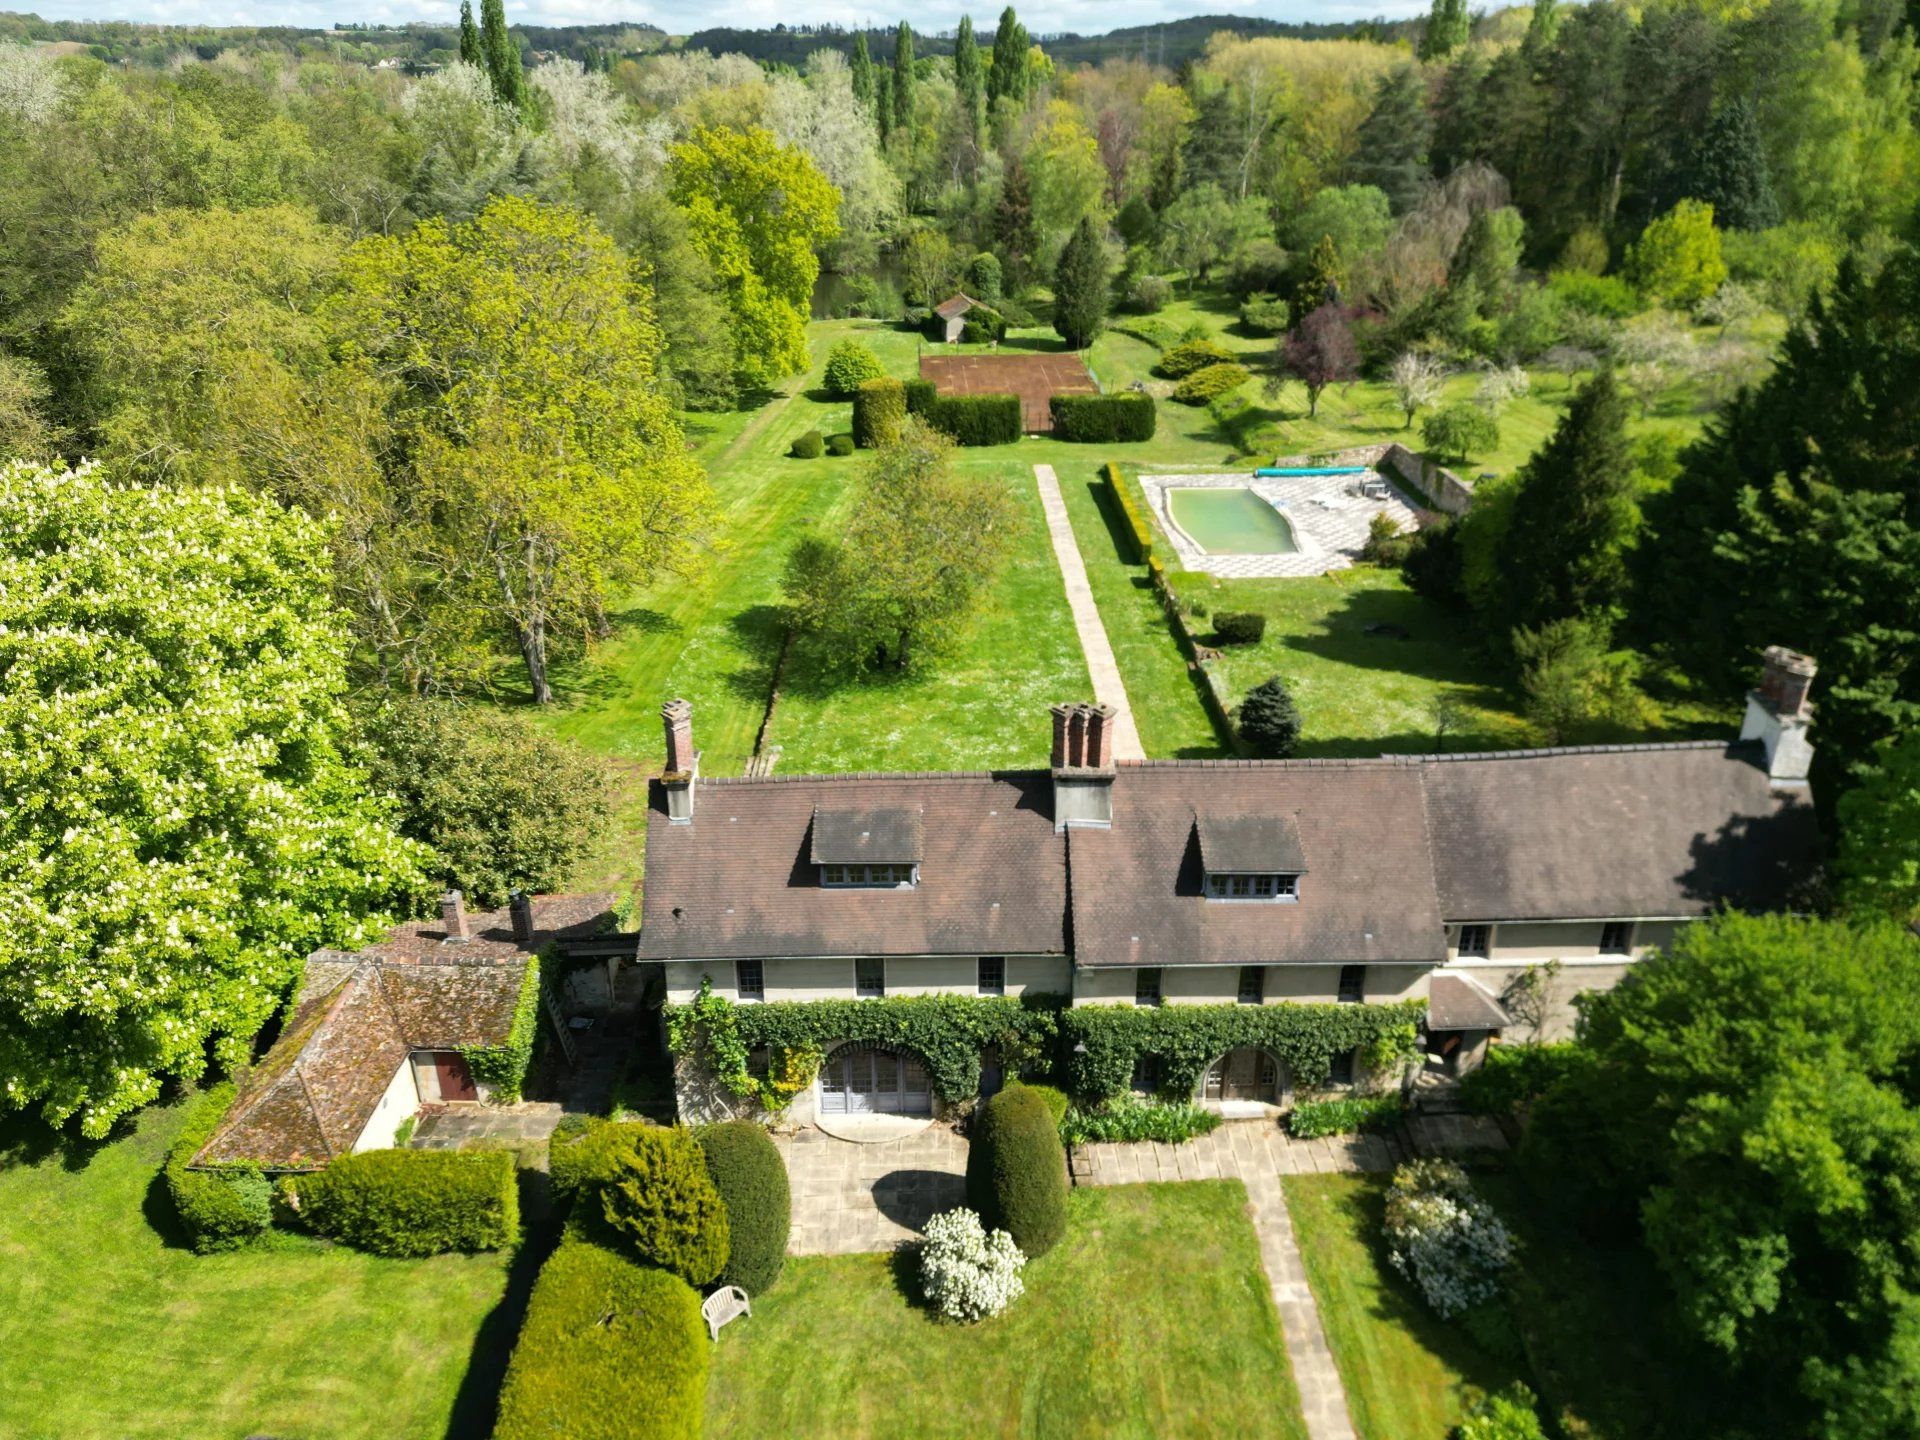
(1050, 702, 1116, 831)
(661, 698, 699, 824)
(509, 890, 535, 945)
(440, 888, 471, 943)
(1739, 646, 1816, 784)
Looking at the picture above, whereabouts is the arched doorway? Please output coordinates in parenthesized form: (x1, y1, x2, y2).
(819, 1043, 932, 1116)
(1204, 1047, 1281, 1105)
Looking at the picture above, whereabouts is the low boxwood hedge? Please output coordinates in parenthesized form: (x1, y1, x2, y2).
(853, 377, 907, 447)
(791, 429, 825, 458)
(966, 1083, 1068, 1258)
(164, 1083, 272, 1253)
(923, 392, 1022, 445)
(699, 1120, 791, 1295)
(1104, 461, 1154, 563)
(494, 1242, 707, 1440)
(826, 432, 855, 456)
(1212, 611, 1267, 645)
(1050, 392, 1157, 443)
(280, 1148, 518, 1257)
(1171, 361, 1251, 404)
(1155, 338, 1236, 378)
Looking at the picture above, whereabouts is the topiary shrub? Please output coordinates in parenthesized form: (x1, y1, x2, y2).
(1009, 1082, 1069, 1129)
(164, 1083, 272, 1253)
(826, 432, 856, 456)
(547, 1113, 629, 1204)
(1422, 403, 1501, 463)
(1239, 292, 1290, 334)
(823, 338, 887, 398)
(1171, 361, 1251, 405)
(902, 377, 937, 415)
(1212, 611, 1267, 646)
(919, 1207, 1026, 1323)
(790, 429, 825, 459)
(597, 1125, 730, 1286)
(1239, 674, 1301, 757)
(923, 393, 1022, 445)
(494, 1242, 707, 1440)
(966, 251, 1003, 304)
(698, 1120, 790, 1295)
(1049, 392, 1157, 443)
(1155, 338, 1235, 379)
(965, 1082, 1068, 1259)
(853, 376, 908, 448)
(280, 1148, 518, 1257)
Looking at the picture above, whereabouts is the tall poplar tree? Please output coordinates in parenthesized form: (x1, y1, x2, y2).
(875, 68, 893, 145)
(1419, 0, 1470, 60)
(954, 15, 983, 144)
(1052, 215, 1110, 348)
(480, 0, 524, 109)
(850, 33, 875, 110)
(458, 0, 481, 67)
(891, 23, 916, 142)
(989, 5, 1030, 105)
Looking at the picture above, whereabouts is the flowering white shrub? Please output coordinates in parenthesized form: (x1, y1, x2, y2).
(1383, 1159, 1514, 1318)
(919, 1207, 1026, 1323)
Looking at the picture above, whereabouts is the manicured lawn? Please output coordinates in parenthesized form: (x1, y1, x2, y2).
(1282, 1172, 1526, 1440)
(0, 1100, 518, 1440)
(706, 1181, 1310, 1440)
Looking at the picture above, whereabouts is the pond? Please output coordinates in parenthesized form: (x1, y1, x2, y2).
(1167, 487, 1300, 555)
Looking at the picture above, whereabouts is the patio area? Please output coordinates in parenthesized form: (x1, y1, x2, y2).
(1141, 471, 1423, 579)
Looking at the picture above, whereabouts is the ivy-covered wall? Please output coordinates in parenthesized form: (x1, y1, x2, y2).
(1061, 1000, 1426, 1100)
(459, 949, 547, 1103)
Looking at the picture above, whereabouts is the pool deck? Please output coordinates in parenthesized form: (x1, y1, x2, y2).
(1140, 471, 1423, 578)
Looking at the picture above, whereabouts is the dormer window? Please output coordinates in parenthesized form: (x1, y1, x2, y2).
(811, 804, 922, 891)
(1206, 872, 1300, 901)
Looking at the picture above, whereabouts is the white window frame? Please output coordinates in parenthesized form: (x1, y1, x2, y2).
(1205, 871, 1301, 902)
(821, 863, 919, 889)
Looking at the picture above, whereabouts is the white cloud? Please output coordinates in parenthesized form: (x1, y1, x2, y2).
(30, 0, 1431, 39)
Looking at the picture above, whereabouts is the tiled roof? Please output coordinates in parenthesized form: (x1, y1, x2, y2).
(1194, 812, 1309, 875)
(933, 293, 977, 319)
(811, 805, 923, 865)
(1428, 973, 1513, 1030)
(195, 894, 615, 1171)
(637, 773, 1068, 960)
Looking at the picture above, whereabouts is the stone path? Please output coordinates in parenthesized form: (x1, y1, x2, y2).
(1033, 463, 1146, 760)
(776, 1124, 968, 1256)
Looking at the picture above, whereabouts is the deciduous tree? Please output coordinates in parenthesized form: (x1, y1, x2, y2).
(1837, 731, 1920, 927)
(1627, 198, 1728, 308)
(1279, 301, 1358, 417)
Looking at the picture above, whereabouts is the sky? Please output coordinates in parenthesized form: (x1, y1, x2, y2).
(24, 0, 1432, 37)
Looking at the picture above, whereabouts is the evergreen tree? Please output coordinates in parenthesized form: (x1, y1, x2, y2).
(479, 0, 523, 109)
(875, 68, 893, 145)
(1524, 0, 1562, 55)
(892, 23, 916, 142)
(988, 5, 1030, 105)
(850, 33, 875, 109)
(1348, 66, 1432, 215)
(1420, 0, 1471, 60)
(1052, 215, 1110, 349)
(1633, 249, 1920, 804)
(994, 156, 1037, 284)
(1677, 100, 1780, 232)
(1500, 370, 1636, 633)
(1290, 234, 1342, 315)
(954, 15, 983, 144)
(458, 0, 481, 67)
(1239, 675, 1302, 757)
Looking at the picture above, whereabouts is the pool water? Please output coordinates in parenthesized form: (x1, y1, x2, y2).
(1168, 487, 1300, 555)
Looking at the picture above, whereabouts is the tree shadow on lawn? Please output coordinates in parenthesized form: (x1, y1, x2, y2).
(723, 603, 792, 708)
(440, 1210, 563, 1440)
(0, 1108, 120, 1175)
(1273, 586, 1512, 691)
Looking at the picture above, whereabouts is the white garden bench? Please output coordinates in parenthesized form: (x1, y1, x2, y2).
(702, 1285, 751, 1341)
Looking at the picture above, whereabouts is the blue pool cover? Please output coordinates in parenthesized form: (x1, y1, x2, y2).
(1252, 466, 1371, 478)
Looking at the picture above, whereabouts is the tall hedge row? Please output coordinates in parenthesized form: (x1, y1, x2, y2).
(594, 1125, 731, 1286)
(494, 1242, 708, 1440)
(966, 1083, 1068, 1259)
(164, 1083, 272, 1253)
(699, 1120, 791, 1295)
(1050, 393, 1157, 442)
(902, 377, 937, 414)
(281, 1148, 518, 1257)
(853, 376, 907, 447)
(923, 393, 1022, 445)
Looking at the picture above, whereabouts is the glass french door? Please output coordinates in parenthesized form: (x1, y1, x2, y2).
(1204, 1048, 1279, 1103)
(820, 1046, 932, 1115)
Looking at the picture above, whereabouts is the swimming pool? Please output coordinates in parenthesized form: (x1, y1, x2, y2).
(1167, 487, 1300, 555)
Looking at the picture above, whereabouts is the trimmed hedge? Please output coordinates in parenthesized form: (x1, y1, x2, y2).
(1288, 1094, 1404, 1138)
(494, 1242, 707, 1440)
(164, 1083, 272, 1253)
(966, 1083, 1068, 1258)
(791, 429, 825, 458)
(1104, 462, 1154, 563)
(461, 954, 542, 1103)
(823, 338, 886, 397)
(1171, 361, 1251, 404)
(825, 432, 855, 456)
(699, 1120, 791, 1295)
(1062, 1001, 1426, 1101)
(853, 376, 907, 447)
(1155, 338, 1236, 378)
(1015, 1082, 1070, 1129)
(923, 392, 1022, 445)
(281, 1148, 518, 1257)
(1212, 611, 1267, 645)
(902, 377, 937, 415)
(547, 1113, 633, 1203)
(597, 1125, 730, 1286)
(1050, 392, 1157, 443)
(961, 307, 1007, 343)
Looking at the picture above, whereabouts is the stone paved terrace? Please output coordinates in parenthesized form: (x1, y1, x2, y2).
(1140, 470, 1423, 579)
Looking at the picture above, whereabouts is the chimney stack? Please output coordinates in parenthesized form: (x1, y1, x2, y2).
(1739, 646, 1817, 784)
(509, 890, 535, 945)
(1049, 702, 1116, 831)
(441, 889, 471, 943)
(661, 698, 699, 824)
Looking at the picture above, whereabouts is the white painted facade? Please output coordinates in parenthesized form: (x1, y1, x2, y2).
(350, 1056, 421, 1153)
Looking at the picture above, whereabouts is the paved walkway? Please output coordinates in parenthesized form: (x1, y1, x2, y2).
(776, 1124, 968, 1255)
(1033, 463, 1146, 760)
